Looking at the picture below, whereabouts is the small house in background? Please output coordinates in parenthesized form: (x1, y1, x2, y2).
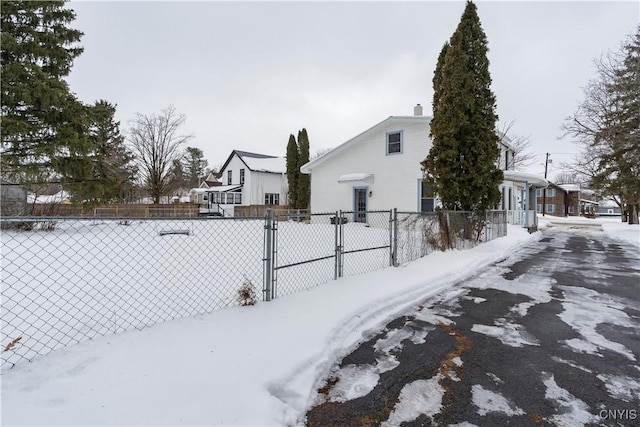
(596, 199, 622, 217)
(198, 150, 287, 216)
(534, 183, 599, 217)
(189, 171, 223, 205)
(0, 180, 27, 216)
(200, 171, 223, 188)
(535, 183, 574, 216)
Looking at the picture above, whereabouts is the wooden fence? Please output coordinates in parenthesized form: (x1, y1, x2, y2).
(233, 205, 308, 219)
(24, 203, 202, 218)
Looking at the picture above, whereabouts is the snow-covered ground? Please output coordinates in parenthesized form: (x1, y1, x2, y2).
(0, 222, 636, 426)
(537, 214, 639, 247)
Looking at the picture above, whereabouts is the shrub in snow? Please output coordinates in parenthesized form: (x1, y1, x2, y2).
(237, 278, 258, 306)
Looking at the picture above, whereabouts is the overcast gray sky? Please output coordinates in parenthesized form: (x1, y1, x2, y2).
(66, 1, 639, 177)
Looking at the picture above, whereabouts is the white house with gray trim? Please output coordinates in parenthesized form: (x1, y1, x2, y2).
(198, 150, 287, 216)
(300, 105, 547, 228)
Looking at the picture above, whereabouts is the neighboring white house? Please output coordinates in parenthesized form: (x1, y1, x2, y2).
(300, 104, 547, 227)
(199, 150, 287, 216)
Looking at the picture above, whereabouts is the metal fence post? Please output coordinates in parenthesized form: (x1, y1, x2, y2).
(337, 210, 344, 278)
(264, 208, 274, 301)
(334, 210, 339, 280)
(389, 208, 399, 267)
(393, 208, 399, 267)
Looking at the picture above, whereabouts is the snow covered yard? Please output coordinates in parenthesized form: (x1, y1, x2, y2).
(0, 216, 392, 368)
(1, 222, 633, 426)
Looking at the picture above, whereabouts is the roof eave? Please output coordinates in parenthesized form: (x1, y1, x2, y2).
(301, 115, 431, 174)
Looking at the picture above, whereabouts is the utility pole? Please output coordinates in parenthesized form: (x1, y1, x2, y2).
(542, 153, 550, 217)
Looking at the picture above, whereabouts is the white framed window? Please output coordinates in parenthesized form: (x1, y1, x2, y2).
(568, 206, 574, 214)
(240, 169, 245, 185)
(546, 204, 555, 213)
(420, 181, 435, 212)
(227, 170, 232, 185)
(264, 193, 279, 205)
(536, 189, 543, 197)
(234, 193, 242, 204)
(536, 204, 543, 213)
(386, 131, 402, 154)
(546, 188, 556, 197)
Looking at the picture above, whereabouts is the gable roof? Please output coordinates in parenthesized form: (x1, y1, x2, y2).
(220, 150, 285, 174)
(300, 115, 431, 174)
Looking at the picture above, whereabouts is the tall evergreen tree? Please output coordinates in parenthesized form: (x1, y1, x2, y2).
(1, 0, 85, 185)
(89, 101, 137, 203)
(594, 27, 640, 223)
(432, 42, 449, 119)
(184, 147, 208, 189)
(54, 100, 136, 205)
(422, 1, 503, 213)
(286, 134, 299, 208)
(168, 157, 187, 197)
(296, 128, 311, 210)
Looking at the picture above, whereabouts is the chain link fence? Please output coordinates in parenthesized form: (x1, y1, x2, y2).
(394, 210, 508, 265)
(1, 216, 265, 368)
(1, 209, 507, 368)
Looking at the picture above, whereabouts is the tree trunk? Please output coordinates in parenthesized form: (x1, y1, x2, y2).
(629, 204, 639, 225)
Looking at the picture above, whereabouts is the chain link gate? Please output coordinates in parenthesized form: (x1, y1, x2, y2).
(262, 209, 394, 300)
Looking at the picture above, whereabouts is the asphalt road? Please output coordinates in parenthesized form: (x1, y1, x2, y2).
(306, 225, 640, 426)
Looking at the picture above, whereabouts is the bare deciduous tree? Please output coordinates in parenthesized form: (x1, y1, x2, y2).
(128, 106, 193, 204)
(562, 30, 639, 224)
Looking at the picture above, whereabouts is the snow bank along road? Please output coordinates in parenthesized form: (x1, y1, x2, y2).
(306, 226, 640, 426)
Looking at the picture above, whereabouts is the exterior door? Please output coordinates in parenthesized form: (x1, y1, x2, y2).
(354, 188, 367, 223)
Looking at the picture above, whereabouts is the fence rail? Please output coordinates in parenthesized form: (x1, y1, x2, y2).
(23, 203, 203, 218)
(1, 209, 506, 368)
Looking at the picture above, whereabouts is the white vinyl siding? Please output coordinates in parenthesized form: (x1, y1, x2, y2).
(306, 117, 430, 213)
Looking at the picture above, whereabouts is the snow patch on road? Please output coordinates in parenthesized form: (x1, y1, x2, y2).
(382, 375, 444, 427)
(542, 373, 598, 426)
(557, 286, 636, 361)
(551, 356, 593, 373)
(413, 288, 466, 326)
(468, 272, 554, 317)
(328, 320, 433, 402)
(597, 374, 640, 402)
(487, 372, 504, 384)
(327, 364, 380, 402)
(471, 384, 524, 416)
(471, 318, 539, 347)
